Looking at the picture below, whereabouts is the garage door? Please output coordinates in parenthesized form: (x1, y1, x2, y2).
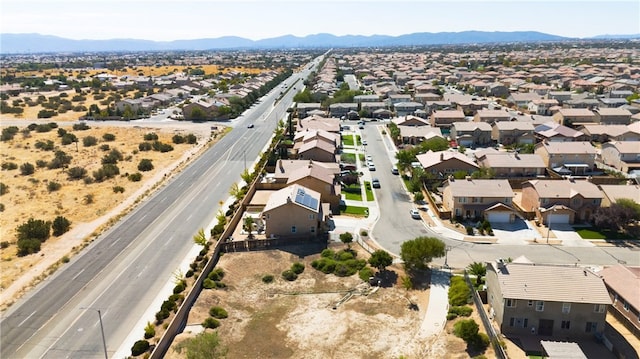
(548, 213, 570, 224)
(487, 212, 510, 223)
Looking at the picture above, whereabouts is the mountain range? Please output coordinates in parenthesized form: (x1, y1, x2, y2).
(1, 31, 638, 54)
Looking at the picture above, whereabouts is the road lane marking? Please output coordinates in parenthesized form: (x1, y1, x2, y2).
(18, 311, 37, 327)
(71, 268, 85, 281)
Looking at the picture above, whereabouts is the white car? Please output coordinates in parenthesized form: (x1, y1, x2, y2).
(366, 155, 373, 161)
(368, 163, 376, 171)
(362, 140, 368, 145)
(410, 209, 421, 219)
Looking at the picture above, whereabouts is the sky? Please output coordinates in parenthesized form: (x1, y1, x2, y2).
(1, 0, 639, 41)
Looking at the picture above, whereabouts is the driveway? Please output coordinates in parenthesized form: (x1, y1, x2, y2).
(551, 224, 595, 247)
(492, 218, 542, 245)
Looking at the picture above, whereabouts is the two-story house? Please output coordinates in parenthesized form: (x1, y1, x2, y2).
(442, 178, 515, 221)
(393, 101, 425, 117)
(262, 184, 325, 239)
(527, 99, 560, 116)
(476, 152, 546, 178)
(535, 122, 589, 142)
(296, 103, 324, 118)
(430, 109, 466, 129)
(329, 103, 358, 119)
(473, 109, 511, 125)
(598, 265, 640, 339)
(416, 150, 479, 178)
(492, 121, 536, 145)
(600, 141, 640, 175)
(521, 178, 604, 224)
(535, 141, 597, 175)
(593, 107, 633, 125)
(552, 108, 597, 127)
(486, 258, 611, 338)
(450, 122, 493, 147)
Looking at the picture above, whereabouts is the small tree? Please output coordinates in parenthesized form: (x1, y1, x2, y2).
(453, 319, 479, 342)
(17, 218, 51, 242)
(20, 162, 35, 175)
(400, 236, 446, 273)
(52, 216, 71, 236)
(368, 250, 393, 272)
(339, 232, 353, 249)
(144, 321, 155, 339)
(82, 136, 98, 147)
(243, 216, 255, 239)
(467, 262, 487, 286)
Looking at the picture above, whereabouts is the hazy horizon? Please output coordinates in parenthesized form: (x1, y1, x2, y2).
(1, 0, 638, 42)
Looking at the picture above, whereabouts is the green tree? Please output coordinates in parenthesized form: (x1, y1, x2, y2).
(243, 216, 255, 239)
(368, 250, 393, 272)
(467, 262, 487, 286)
(400, 236, 446, 272)
(138, 158, 154, 172)
(453, 319, 479, 342)
(339, 232, 353, 249)
(52, 216, 71, 236)
(395, 149, 417, 172)
(174, 331, 227, 359)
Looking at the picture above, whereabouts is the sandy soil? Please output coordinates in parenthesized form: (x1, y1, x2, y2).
(165, 246, 495, 359)
(0, 120, 224, 311)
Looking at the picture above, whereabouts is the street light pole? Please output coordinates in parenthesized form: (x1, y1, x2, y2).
(546, 214, 552, 244)
(444, 246, 451, 269)
(82, 307, 108, 359)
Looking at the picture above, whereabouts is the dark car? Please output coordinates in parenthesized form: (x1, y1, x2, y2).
(247, 123, 254, 128)
(372, 178, 380, 188)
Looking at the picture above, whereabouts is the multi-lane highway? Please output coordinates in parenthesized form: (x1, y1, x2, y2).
(0, 62, 317, 358)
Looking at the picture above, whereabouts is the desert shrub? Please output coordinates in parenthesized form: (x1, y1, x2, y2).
(99, 144, 110, 151)
(169, 293, 184, 303)
(209, 306, 228, 319)
(152, 141, 173, 152)
(0, 241, 9, 249)
(67, 166, 87, 180)
(261, 274, 274, 283)
(185, 269, 194, 278)
(202, 279, 216, 289)
(35, 140, 55, 151)
(138, 142, 152, 151)
(161, 299, 177, 313)
(138, 159, 154, 171)
(208, 268, 225, 281)
(72, 122, 90, 131)
(83, 177, 94, 185)
(130, 339, 150, 356)
(82, 136, 98, 147)
(57, 128, 67, 137)
(102, 149, 123, 164)
(51, 216, 71, 236)
(211, 223, 225, 237)
(113, 186, 125, 193)
(466, 226, 474, 235)
(17, 238, 41, 256)
(202, 317, 220, 329)
(144, 322, 155, 339)
(35, 123, 53, 132)
(359, 266, 374, 282)
(2, 162, 18, 170)
(173, 281, 186, 294)
(143, 132, 158, 141)
(20, 162, 35, 175)
(0, 182, 7, 195)
(128, 172, 142, 182)
(281, 269, 298, 281)
(453, 319, 479, 342)
(61, 133, 78, 145)
(17, 218, 51, 242)
(185, 133, 197, 144)
(36, 160, 48, 168)
(93, 164, 120, 182)
(1, 126, 19, 141)
(471, 332, 490, 351)
(155, 309, 170, 323)
(37, 109, 57, 118)
(102, 133, 116, 141)
(291, 262, 305, 274)
(448, 305, 473, 319)
(47, 181, 62, 192)
(172, 134, 185, 144)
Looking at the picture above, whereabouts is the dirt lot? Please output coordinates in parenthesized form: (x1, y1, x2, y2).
(0, 120, 222, 310)
(166, 245, 495, 359)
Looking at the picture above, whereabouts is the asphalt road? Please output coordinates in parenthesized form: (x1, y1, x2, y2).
(0, 62, 317, 358)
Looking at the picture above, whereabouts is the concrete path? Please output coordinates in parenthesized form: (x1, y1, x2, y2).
(417, 269, 450, 338)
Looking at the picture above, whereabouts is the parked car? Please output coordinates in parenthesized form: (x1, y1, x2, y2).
(410, 209, 421, 219)
(362, 140, 368, 145)
(372, 178, 380, 188)
(368, 163, 376, 171)
(247, 123, 255, 128)
(391, 166, 399, 175)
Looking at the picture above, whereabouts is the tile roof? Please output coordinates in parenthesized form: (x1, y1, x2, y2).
(445, 178, 513, 197)
(525, 179, 604, 199)
(263, 184, 321, 213)
(416, 150, 478, 169)
(493, 262, 611, 304)
(599, 264, 640, 311)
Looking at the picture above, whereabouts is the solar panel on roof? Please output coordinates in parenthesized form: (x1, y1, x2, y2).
(294, 188, 318, 210)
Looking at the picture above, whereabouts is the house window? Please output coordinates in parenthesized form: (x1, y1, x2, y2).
(265, 214, 270, 220)
(506, 299, 516, 308)
(535, 301, 544, 312)
(541, 198, 548, 204)
(309, 214, 315, 220)
(528, 300, 534, 307)
(572, 198, 581, 205)
(562, 303, 571, 314)
(310, 226, 315, 233)
(523, 318, 528, 328)
(585, 322, 597, 333)
(291, 226, 296, 233)
(623, 301, 629, 312)
(509, 317, 515, 327)
(472, 197, 479, 203)
(458, 197, 467, 203)
(594, 304, 606, 313)
(561, 320, 571, 329)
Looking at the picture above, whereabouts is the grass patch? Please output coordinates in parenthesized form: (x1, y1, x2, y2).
(340, 205, 369, 217)
(343, 185, 362, 201)
(342, 135, 355, 147)
(363, 181, 374, 201)
(577, 228, 633, 240)
(341, 153, 356, 164)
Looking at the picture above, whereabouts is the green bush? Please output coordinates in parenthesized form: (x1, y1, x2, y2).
(282, 269, 298, 281)
(202, 278, 216, 289)
(0, 182, 7, 195)
(47, 181, 62, 192)
(130, 339, 150, 356)
(113, 186, 125, 193)
(291, 262, 305, 274)
(173, 281, 186, 294)
(161, 299, 177, 313)
(17, 238, 41, 256)
(138, 142, 152, 151)
(102, 133, 116, 141)
(138, 158, 154, 171)
(453, 319, 479, 342)
(209, 306, 228, 319)
(155, 309, 170, 323)
(2, 162, 18, 170)
(19, 162, 35, 175)
(52, 216, 71, 236)
(17, 218, 51, 242)
(358, 266, 374, 282)
(73, 122, 90, 131)
(208, 268, 225, 281)
(472, 332, 490, 351)
(67, 166, 87, 180)
(466, 226, 474, 235)
(320, 248, 335, 258)
(337, 250, 355, 261)
(448, 305, 473, 319)
(128, 172, 142, 182)
(144, 322, 155, 339)
(83, 136, 98, 147)
(0, 241, 9, 249)
(449, 276, 470, 306)
(262, 274, 274, 283)
(144, 132, 158, 141)
(202, 317, 220, 329)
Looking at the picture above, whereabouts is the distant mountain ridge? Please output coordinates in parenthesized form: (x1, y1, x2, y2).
(0, 31, 637, 54)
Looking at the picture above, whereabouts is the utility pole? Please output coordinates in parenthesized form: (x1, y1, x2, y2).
(81, 307, 108, 359)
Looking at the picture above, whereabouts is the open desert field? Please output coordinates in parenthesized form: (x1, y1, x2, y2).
(0, 120, 225, 310)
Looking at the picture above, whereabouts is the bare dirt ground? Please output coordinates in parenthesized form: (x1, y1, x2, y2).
(166, 245, 495, 359)
(0, 119, 224, 311)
